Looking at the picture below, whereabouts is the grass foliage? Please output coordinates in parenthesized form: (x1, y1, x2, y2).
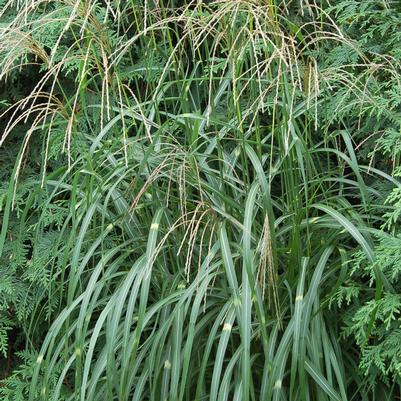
(1, 0, 401, 400)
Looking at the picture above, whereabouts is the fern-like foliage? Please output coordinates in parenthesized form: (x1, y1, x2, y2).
(337, 234, 401, 384)
(0, 351, 69, 401)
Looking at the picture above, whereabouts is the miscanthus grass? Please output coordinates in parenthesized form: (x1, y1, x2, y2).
(0, 0, 399, 400)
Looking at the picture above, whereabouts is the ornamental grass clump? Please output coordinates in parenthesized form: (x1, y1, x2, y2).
(1, 0, 401, 400)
